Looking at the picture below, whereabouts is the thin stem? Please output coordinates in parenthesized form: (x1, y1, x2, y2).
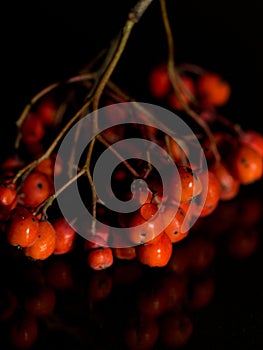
(160, 0, 221, 164)
(34, 167, 86, 217)
(15, 73, 95, 148)
(12, 95, 93, 184)
(96, 134, 140, 178)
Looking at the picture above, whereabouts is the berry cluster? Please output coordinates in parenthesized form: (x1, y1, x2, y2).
(0, 63, 262, 272)
(0, 0, 262, 274)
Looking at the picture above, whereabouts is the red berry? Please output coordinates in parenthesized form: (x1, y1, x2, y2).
(24, 220, 56, 260)
(7, 206, 39, 248)
(149, 63, 170, 99)
(136, 232, 172, 267)
(53, 217, 77, 255)
(21, 112, 45, 144)
(87, 247, 114, 270)
(197, 72, 231, 106)
(19, 171, 52, 208)
(231, 145, 263, 184)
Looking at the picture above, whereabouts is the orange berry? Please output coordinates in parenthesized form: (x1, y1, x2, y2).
(136, 232, 172, 267)
(87, 247, 114, 270)
(113, 246, 136, 260)
(197, 72, 231, 106)
(7, 206, 39, 248)
(19, 171, 52, 208)
(24, 220, 56, 260)
(231, 145, 263, 184)
(53, 217, 77, 255)
(198, 170, 221, 217)
(37, 97, 57, 126)
(162, 206, 189, 243)
(210, 162, 240, 200)
(171, 166, 202, 203)
(149, 63, 170, 99)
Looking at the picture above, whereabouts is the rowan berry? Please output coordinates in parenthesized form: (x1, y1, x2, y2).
(136, 232, 172, 267)
(19, 171, 52, 208)
(7, 206, 39, 248)
(210, 161, 240, 200)
(231, 145, 263, 184)
(87, 247, 114, 270)
(24, 220, 56, 260)
(198, 170, 221, 217)
(149, 62, 170, 99)
(197, 72, 231, 106)
(52, 217, 77, 255)
(21, 112, 45, 144)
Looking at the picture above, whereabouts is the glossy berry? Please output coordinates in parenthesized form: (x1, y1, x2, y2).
(53, 217, 77, 255)
(171, 166, 202, 203)
(19, 171, 52, 208)
(231, 145, 263, 184)
(197, 72, 231, 106)
(210, 161, 240, 200)
(136, 232, 172, 267)
(7, 206, 39, 248)
(162, 206, 189, 243)
(199, 170, 221, 217)
(87, 247, 114, 270)
(0, 182, 18, 207)
(24, 220, 56, 260)
(128, 205, 163, 245)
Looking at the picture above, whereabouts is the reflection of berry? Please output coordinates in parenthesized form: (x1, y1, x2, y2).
(9, 312, 38, 349)
(124, 315, 159, 350)
(159, 312, 193, 348)
(24, 285, 56, 317)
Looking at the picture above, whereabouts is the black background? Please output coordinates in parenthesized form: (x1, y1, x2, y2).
(1, 0, 263, 348)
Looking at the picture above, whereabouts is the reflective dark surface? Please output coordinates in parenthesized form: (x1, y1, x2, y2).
(0, 181, 263, 349)
(1, 1, 263, 349)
